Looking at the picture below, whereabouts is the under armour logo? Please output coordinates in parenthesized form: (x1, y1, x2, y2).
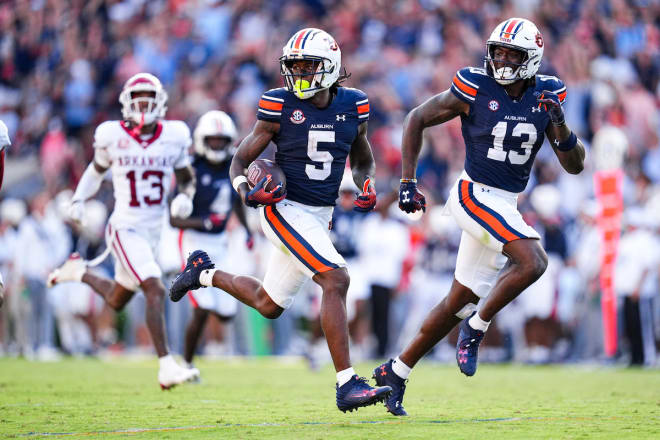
(531, 106, 541, 113)
(191, 258, 203, 267)
(402, 190, 410, 203)
(554, 139, 559, 146)
(336, 114, 346, 121)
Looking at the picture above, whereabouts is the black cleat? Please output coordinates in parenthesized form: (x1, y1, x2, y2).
(336, 375, 391, 413)
(373, 359, 408, 416)
(456, 312, 485, 377)
(170, 250, 215, 302)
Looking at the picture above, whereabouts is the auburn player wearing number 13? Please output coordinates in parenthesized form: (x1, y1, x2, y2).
(170, 28, 391, 413)
(374, 18, 586, 416)
(47, 73, 199, 389)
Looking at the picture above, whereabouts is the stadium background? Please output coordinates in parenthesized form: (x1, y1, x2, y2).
(0, 0, 658, 369)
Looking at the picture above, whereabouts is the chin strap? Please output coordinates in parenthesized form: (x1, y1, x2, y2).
(131, 113, 145, 136)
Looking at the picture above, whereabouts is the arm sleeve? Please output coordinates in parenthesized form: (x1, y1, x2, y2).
(72, 162, 106, 202)
(256, 90, 284, 123)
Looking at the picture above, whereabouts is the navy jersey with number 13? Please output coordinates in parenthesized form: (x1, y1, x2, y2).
(451, 67, 567, 193)
(256, 87, 369, 206)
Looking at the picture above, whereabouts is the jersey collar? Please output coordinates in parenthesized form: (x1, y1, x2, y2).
(120, 121, 163, 148)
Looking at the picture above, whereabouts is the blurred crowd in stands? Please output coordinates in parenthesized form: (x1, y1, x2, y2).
(0, 0, 659, 368)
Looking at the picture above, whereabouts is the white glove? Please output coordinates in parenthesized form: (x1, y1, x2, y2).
(170, 193, 193, 218)
(68, 200, 85, 225)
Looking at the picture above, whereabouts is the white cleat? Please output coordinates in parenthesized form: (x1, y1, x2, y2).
(47, 254, 87, 288)
(158, 363, 200, 390)
(185, 363, 202, 383)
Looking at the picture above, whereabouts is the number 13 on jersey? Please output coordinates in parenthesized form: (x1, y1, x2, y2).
(487, 121, 537, 165)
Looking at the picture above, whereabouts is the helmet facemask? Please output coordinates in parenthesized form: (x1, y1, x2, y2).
(126, 91, 159, 125)
(485, 43, 529, 85)
(280, 56, 334, 99)
(203, 135, 235, 164)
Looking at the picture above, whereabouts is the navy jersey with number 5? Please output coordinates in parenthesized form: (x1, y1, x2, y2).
(450, 67, 566, 193)
(189, 156, 238, 233)
(256, 87, 369, 206)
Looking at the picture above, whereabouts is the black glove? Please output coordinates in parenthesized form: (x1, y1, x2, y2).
(398, 180, 426, 214)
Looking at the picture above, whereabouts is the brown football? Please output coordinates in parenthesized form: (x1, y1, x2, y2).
(246, 159, 286, 192)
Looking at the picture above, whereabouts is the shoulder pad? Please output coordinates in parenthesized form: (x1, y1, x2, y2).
(93, 121, 120, 149)
(257, 88, 287, 119)
(342, 87, 369, 120)
(451, 67, 487, 103)
(536, 74, 566, 104)
(164, 120, 192, 138)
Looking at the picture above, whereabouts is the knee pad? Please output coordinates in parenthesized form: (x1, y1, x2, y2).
(455, 302, 477, 320)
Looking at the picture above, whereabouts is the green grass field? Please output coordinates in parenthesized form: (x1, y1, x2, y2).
(1, 357, 658, 439)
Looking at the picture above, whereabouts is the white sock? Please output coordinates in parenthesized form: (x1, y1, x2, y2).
(469, 312, 490, 332)
(159, 354, 177, 370)
(199, 269, 216, 287)
(392, 357, 412, 379)
(336, 367, 356, 387)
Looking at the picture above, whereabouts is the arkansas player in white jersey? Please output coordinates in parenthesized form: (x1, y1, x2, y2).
(47, 73, 199, 389)
(0, 120, 9, 308)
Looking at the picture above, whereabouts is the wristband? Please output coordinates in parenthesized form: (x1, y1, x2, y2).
(555, 131, 577, 152)
(232, 175, 248, 192)
(400, 178, 417, 183)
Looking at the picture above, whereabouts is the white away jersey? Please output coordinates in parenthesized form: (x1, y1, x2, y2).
(0, 120, 10, 150)
(93, 120, 192, 229)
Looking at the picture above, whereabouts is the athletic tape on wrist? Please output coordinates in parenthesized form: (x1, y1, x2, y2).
(232, 175, 248, 192)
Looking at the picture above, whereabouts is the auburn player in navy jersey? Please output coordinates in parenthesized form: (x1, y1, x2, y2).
(170, 28, 392, 412)
(170, 110, 252, 380)
(373, 18, 586, 416)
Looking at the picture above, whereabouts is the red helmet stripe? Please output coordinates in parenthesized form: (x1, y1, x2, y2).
(293, 30, 307, 49)
(505, 19, 519, 34)
(129, 77, 155, 86)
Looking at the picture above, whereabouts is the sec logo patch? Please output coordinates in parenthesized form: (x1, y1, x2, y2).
(488, 100, 499, 111)
(290, 109, 306, 124)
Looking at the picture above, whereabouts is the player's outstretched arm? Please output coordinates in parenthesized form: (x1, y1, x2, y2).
(547, 125, 585, 174)
(538, 91, 585, 175)
(349, 121, 378, 212)
(69, 160, 109, 224)
(398, 89, 467, 214)
(170, 165, 196, 219)
(230, 120, 279, 204)
(349, 121, 375, 186)
(401, 89, 468, 179)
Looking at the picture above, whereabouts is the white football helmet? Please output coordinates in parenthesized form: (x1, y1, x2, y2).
(484, 18, 544, 85)
(280, 28, 341, 99)
(193, 110, 238, 164)
(119, 73, 168, 125)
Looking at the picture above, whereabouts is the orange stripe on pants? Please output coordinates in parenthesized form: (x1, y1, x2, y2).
(265, 206, 333, 273)
(460, 181, 519, 242)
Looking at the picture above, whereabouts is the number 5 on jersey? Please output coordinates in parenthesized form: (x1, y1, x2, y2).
(306, 130, 334, 181)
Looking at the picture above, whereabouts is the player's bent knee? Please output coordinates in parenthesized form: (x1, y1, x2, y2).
(317, 268, 350, 297)
(521, 248, 548, 282)
(256, 289, 284, 319)
(259, 301, 283, 319)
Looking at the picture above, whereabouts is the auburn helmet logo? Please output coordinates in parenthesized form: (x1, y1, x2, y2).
(535, 32, 544, 48)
